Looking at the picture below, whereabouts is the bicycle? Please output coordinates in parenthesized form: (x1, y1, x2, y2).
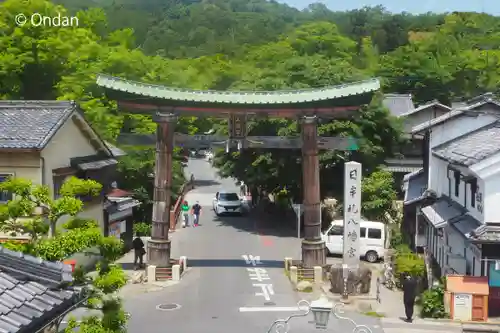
(382, 262, 395, 289)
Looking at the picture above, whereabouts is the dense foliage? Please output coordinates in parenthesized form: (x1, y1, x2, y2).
(3, 0, 500, 218)
(420, 283, 448, 318)
(0, 177, 127, 332)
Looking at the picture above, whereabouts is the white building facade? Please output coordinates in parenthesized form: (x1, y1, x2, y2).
(405, 94, 500, 281)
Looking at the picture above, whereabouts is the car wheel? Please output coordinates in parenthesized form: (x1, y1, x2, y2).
(215, 207, 220, 216)
(325, 247, 331, 256)
(365, 251, 378, 263)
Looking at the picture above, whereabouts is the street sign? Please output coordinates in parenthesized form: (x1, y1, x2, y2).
(291, 203, 303, 215)
(317, 137, 358, 151)
(246, 136, 302, 149)
(343, 161, 362, 269)
(229, 114, 247, 139)
(291, 204, 303, 239)
(174, 133, 227, 148)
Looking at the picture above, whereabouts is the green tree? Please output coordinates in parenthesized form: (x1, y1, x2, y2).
(361, 169, 397, 221)
(0, 177, 127, 332)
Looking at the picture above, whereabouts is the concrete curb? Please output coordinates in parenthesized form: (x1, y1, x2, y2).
(319, 285, 500, 328)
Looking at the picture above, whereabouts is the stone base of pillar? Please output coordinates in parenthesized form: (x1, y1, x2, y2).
(301, 239, 326, 268)
(147, 239, 171, 268)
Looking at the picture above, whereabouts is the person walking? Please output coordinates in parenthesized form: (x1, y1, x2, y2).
(181, 200, 190, 227)
(240, 181, 246, 196)
(191, 201, 202, 226)
(132, 236, 145, 270)
(402, 273, 418, 322)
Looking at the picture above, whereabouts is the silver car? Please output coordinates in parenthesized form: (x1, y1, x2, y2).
(213, 191, 243, 216)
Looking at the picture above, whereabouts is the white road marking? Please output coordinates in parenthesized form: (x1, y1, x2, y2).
(247, 268, 270, 281)
(239, 306, 306, 312)
(253, 283, 274, 301)
(242, 255, 261, 266)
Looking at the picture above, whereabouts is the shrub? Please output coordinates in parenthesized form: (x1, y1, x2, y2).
(133, 222, 151, 236)
(394, 244, 425, 282)
(420, 284, 447, 318)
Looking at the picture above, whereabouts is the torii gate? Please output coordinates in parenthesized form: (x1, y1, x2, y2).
(96, 75, 380, 268)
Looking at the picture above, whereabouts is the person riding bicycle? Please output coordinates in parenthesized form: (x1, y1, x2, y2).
(181, 200, 190, 227)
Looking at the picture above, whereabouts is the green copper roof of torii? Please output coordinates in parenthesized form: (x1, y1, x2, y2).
(96, 75, 380, 105)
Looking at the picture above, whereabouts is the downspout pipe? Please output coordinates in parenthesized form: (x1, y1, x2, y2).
(40, 156, 46, 185)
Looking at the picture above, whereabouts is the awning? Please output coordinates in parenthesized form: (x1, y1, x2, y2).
(421, 198, 463, 228)
(106, 196, 141, 213)
(404, 171, 427, 205)
(451, 214, 481, 238)
(77, 158, 117, 171)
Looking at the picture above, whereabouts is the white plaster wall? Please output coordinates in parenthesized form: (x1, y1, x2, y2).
(484, 173, 500, 224)
(41, 116, 106, 229)
(445, 225, 467, 274)
(41, 116, 98, 197)
(403, 107, 449, 132)
(0, 153, 42, 186)
(77, 202, 105, 228)
(429, 157, 452, 197)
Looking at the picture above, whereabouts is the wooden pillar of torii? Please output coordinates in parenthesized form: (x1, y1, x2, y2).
(148, 113, 176, 267)
(300, 116, 324, 267)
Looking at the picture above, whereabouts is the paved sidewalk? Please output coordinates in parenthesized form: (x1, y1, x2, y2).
(381, 317, 462, 332)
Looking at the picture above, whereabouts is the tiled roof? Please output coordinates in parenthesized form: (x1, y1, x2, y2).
(0, 101, 76, 149)
(382, 94, 415, 117)
(0, 246, 81, 333)
(0, 247, 73, 285)
(470, 224, 500, 243)
(77, 158, 118, 171)
(104, 142, 126, 157)
(432, 121, 500, 166)
(411, 97, 500, 134)
(421, 197, 464, 228)
(96, 74, 381, 104)
(451, 214, 481, 238)
(399, 100, 451, 118)
(403, 170, 427, 205)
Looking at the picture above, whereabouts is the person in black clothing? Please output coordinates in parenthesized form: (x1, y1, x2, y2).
(132, 236, 145, 269)
(191, 201, 202, 226)
(402, 273, 418, 322)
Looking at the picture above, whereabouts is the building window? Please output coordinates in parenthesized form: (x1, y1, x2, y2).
(470, 179, 477, 208)
(0, 174, 13, 202)
(454, 171, 460, 197)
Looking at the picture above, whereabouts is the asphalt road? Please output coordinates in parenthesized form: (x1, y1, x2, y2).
(118, 157, 386, 333)
(60, 157, 461, 333)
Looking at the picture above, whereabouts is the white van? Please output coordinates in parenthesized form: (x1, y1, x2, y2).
(321, 220, 385, 263)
